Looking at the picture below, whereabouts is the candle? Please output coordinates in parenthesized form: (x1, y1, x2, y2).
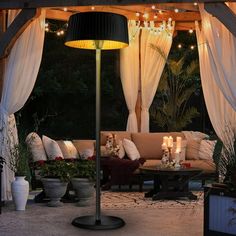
(163, 136, 168, 146)
(168, 136, 173, 148)
(162, 143, 167, 150)
(175, 151, 180, 162)
(176, 137, 182, 151)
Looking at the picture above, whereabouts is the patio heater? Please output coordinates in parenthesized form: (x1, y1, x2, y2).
(65, 12, 129, 230)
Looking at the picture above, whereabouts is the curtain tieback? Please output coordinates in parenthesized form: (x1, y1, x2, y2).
(128, 110, 136, 115)
(0, 105, 9, 131)
(141, 107, 149, 112)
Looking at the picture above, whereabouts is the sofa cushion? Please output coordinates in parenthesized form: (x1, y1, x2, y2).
(101, 131, 131, 145)
(123, 139, 140, 160)
(199, 140, 217, 161)
(72, 140, 95, 156)
(42, 135, 64, 160)
(186, 139, 201, 160)
(57, 140, 78, 159)
(131, 133, 170, 160)
(25, 132, 47, 162)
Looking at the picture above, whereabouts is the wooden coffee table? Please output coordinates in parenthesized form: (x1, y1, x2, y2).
(139, 166, 202, 200)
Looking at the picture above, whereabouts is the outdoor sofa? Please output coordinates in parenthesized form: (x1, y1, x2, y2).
(27, 131, 217, 190)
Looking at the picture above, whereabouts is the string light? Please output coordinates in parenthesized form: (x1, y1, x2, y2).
(194, 2, 198, 5)
(136, 12, 140, 17)
(151, 5, 156, 10)
(178, 44, 182, 49)
(158, 10, 163, 14)
(143, 13, 149, 19)
(190, 45, 195, 50)
(154, 15, 158, 19)
(189, 29, 194, 34)
(91, 6, 95, 10)
(44, 21, 68, 37)
(174, 9, 179, 13)
(63, 7, 67, 11)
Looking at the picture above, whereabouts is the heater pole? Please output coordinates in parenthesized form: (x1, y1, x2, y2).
(95, 46, 101, 222)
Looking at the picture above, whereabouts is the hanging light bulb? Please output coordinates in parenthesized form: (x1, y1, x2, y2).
(158, 10, 163, 14)
(189, 29, 194, 34)
(190, 45, 195, 50)
(151, 5, 156, 10)
(174, 9, 179, 13)
(178, 44, 182, 49)
(91, 6, 95, 10)
(194, 2, 198, 6)
(63, 7, 67, 11)
(136, 12, 140, 17)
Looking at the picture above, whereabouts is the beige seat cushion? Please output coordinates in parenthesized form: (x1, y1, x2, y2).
(131, 133, 169, 160)
(184, 160, 216, 173)
(142, 159, 162, 167)
(198, 140, 217, 161)
(25, 132, 47, 162)
(100, 131, 131, 145)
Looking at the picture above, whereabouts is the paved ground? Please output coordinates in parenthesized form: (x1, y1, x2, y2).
(0, 199, 203, 236)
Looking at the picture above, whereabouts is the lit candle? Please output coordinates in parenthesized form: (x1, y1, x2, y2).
(162, 143, 167, 150)
(163, 136, 168, 146)
(175, 151, 180, 162)
(176, 136, 182, 152)
(168, 136, 173, 148)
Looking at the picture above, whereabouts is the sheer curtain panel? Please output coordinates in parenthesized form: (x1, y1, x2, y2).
(0, 10, 45, 200)
(120, 20, 140, 132)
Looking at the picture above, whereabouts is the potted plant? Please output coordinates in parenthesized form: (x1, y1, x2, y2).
(38, 157, 75, 207)
(8, 143, 30, 211)
(71, 158, 95, 206)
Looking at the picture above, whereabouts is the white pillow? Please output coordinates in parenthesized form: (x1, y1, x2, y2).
(25, 132, 47, 162)
(63, 141, 79, 159)
(173, 140, 187, 161)
(42, 135, 64, 160)
(182, 131, 209, 140)
(117, 140, 125, 159)
(80, 148, 94, 160)
(199, 140, 217, 161)
(123, 139, 140, 160)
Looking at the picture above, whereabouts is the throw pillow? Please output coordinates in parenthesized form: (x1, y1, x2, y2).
(199, 140, 217, 161)
(100, 145, 110, 157)
(57, 141, 79, 159)
(186, 138, 201, 160)
(80, 148, 94, 160)
(117, 140, 125, 159)
(173, 140, 187, 161)
(25, 132, 47, 162)
(123, 138, 140, 161)
(182, 131, 209, 140)
(42, 135, 64, 160)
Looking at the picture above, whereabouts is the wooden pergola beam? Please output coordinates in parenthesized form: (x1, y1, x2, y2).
(0, 8, 41, 59)
(0, 0, 235, 9)
(46, 9, 201, 21)
(204, 3, 236, 37)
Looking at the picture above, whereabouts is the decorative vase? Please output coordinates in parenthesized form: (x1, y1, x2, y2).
(71, 178, 95, 206)
(41, 178, 68, 207)
(11, 176, 29, 211)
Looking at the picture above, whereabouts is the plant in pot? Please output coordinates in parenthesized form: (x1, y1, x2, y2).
(8, 143, 30, 211)
(38, 157, 75, 207)
(71, 158, 96, 206)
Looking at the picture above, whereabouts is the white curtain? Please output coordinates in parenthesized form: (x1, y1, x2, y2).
(196, 22, 236, 145)
(120, 20, 140, 132)
(1, 10, 45, 200)
(140, 22, 175, 132)
(199, 3, 236, 111)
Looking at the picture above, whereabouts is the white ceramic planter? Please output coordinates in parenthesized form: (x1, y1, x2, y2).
(11, 176, 29, 211)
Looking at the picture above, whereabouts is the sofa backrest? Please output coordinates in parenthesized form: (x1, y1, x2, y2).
(72, 140, 95, 155)
(131, 132, 185, 160)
